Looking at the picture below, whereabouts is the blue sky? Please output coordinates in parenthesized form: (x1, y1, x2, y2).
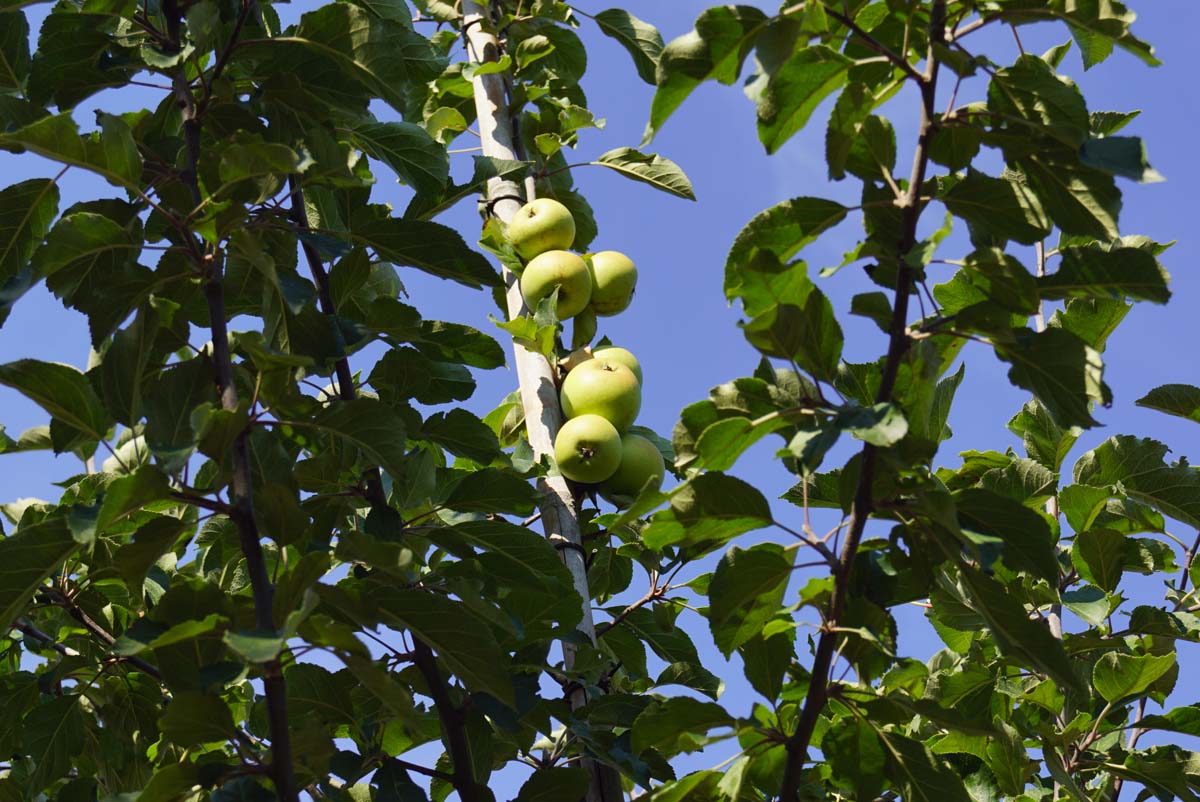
(2, 0, 1199, 794)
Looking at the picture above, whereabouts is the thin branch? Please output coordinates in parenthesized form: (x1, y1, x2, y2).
(411, 638, 488, 802)
(44, 589, 163, 679)
(781, 2, 924, 83)
(596, 578, 665, 638)
(777, 4, 946, 800)
(12, 619, 81, 657)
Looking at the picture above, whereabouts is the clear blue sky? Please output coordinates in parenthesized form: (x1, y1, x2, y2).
(2, 0, 1198, 793)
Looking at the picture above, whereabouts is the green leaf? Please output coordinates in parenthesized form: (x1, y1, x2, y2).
(348, 121, 449, 197)
(444, 468, 538, 515)
(1137, 384, 1200, 424)
(422, 409, 500, 463)
(1022, 158, 1120, 240)
(142, 356, 214, 471)
(838, 402, 908, 447)
(593, 8, 663, 85)
(995, 327, 1104, 429)
(1093, 651, 1176, 702)
(645, 5, 768, 142)
(693, 415, 787, 472)
(955, 569, 1081, 692)
(27, 10, 137, 108)
(1072, 528, 1126, 592)
(0, 359, 112, 442)
(1080, 136, 1163, 182)
(708, 542, 794, 656)
(743, 291, 843, 382)
(22, 695, 85, 790)
(726, 198, 846, 300)
(1073, 436, 1200, 529)
(0, 11, 30, 93)
(941, 170, 1051, 244)
(351, 216, 498, 289)
(875, 727, 973, 802)
(954, 488, 1058, 581)
(0, 177, 58, 290)
(223, 630, 285, 663)
(404, 156, 530, 221)
(313, 398, 409, 481)
(755, 45, 853, 154)
(642, 472, 772, 551)
(630, 696, 733, 755)
(0, 516, 77, 628)
(0, 113, 144, 190)
(592, 147, 695, 201)
(824, 717, 885, 801)
(1008, 398, 1080, 471)
(95, 465, 171, 532)
(1039, 244, 1169, 304)
(514, 768, 591, 802)
(1046, 296, 1129, 351)
(159, 693, 238, 746)
(987, 55, 1089, 147)
(374, 587, 513, 705)
(1137, 705, 1200, 737)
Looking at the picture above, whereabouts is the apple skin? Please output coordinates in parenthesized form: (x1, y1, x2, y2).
(508, 198, 576, 260)
(572, 305, 597, 349)
(591, 345, 642, 384)
(600, 433, 666, 504)
(560, 359, 641, 432)
(520, 250, 592, 320)
(587, 251, 637, 316)
(554, 414, 622, 483)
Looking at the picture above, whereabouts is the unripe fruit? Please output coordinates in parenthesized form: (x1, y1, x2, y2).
(600, 433, 666, 505)
(591, 345, 642, 384)
(554, 414, 622, 483)
(587, 251, 637, 316)
(520, 250, 592, 320)
(508, 198, 576, 260)
(572, 306, 597, 350)
(560, 359, 641, 432)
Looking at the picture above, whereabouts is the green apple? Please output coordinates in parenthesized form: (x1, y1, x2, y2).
(587, 251, 637, 316)
(560, 358, 641, 432)
(508, 198, 576, 260)
(520, 250, 592, 319)
(600, 433, 666, 504)
(554, 414, 622, 483)
(591, 345, 642, 384)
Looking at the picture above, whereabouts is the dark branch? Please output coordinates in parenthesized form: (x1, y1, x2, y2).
(411, 638, 488, 802)
(777, 4, 946, 800)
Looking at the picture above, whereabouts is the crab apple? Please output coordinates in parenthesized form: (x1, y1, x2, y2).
(572, 305, 597, 350)
(600, 433, 666, 504)
(560, 358, 641, 432)
(554, 414, 622, 483)
(587, 251, 637, 316)
(508, 198, 576, 260)
(520, 250, 592, 320)
(591, 345, 642, 384)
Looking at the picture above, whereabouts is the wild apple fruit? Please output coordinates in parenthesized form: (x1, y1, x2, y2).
(560, 358, 641, 432)
(572, 305, 597, 350)
(587, 251, 637, 316)
(520, 250, 592, 320)
(600, 433, 666, 504)
(554, 414, 622, 483)
(508, 198, 576, 260)
(591, 345, 642, 384)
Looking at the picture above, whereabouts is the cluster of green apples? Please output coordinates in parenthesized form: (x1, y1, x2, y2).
(507, 198, 666, 505)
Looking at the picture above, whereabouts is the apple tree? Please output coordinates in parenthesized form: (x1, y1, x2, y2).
(0, 0, 1196, 801)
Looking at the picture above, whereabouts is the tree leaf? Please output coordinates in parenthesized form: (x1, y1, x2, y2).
(0, 11, 30, 94)
(22, 695, 85, 791)
(954, 488, 1058, 581)
(350, 216, 498, 289)
(0, 359, 112, 442)
(941, 170, 1051, 244)
(373, 587, 513, 705)
(0, 113, 143, 190)
(630, 696, 732, 755)
(443, 468, 538, 516)
(421, 408, 501, 463)
(159, 693, 238, 746)
(708, 542, 793, 656)
(0, 515, 79, 628)
(726, 197, 846, 302)
(755, 45, 853, 154)
(513, 767, 590, 802)
(644, 5, 768, 142)
(96, 465, 171, 532)
(875, 727, 972, 802)
(1072, 528, 1126, 592)
(1073, 436, 1200, 529)
(593, 8, 663, 85)
(313, 398, 409, 482)
(642, 472, 772, 552)
(1137, 384, 1200, 424)
(1093, 651, 1176, 703)
(0, 178, 58, 290)
(1039, 244, 1169, 304)
(995, 327, 1104, 429)
(593, 147, 695, 200)
(348, 121, 449, 197)
(1080, 136, 1163, 182)
(1022, 158, 1120, 240)
(824, 717, 885, 801)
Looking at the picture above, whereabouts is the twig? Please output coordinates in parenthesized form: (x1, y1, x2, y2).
(777, 4, 946, 800)
(780, 2, 924, 83)
(411, 638, 488, 802)
(597, 577, 665, 638)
